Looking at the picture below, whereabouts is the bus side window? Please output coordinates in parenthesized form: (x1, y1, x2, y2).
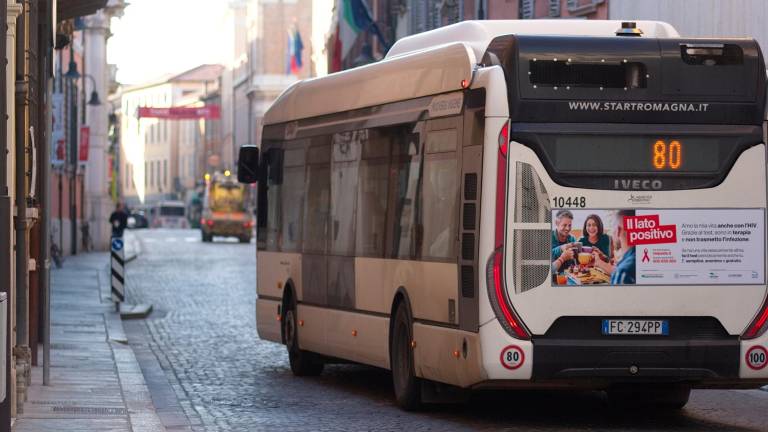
(390, 130, 421, 259)
(281, 146, 306, 252)
(356, 129, 391, 257)
(265, 148, 284, 251)
(330, 131, 362, 255)
(421, 129, 459, 261)
(303, 140, 331, 254)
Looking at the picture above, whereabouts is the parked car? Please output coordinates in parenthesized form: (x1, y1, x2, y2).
(127, 210, 149, 229)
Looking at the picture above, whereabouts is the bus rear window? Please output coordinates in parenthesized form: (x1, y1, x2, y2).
(160, 206, 185, 217)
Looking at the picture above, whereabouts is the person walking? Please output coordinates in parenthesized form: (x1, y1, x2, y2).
(109, 202, 129, 238)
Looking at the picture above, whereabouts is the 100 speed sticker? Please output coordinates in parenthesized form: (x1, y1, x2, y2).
(500, 345, 525, 370)
(746, 345, 767, 370)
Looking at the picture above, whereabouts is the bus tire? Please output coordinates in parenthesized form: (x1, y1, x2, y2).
(390, 302, 421, 410)
(283, 296, 323, 376)
(608, 384, 690, 410)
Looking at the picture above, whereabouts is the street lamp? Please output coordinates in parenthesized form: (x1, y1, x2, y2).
(83, 74, 102, 106)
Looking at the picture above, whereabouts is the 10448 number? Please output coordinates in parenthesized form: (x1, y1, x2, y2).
(552, 196, 586, 208)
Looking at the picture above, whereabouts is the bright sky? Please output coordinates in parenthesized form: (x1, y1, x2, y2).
(107, 0, 232, 85)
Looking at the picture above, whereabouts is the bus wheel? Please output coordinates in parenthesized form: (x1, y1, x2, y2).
(390, 302, 421, 410)
(608, 384, 690, 410)
(283, 297, 323, 376)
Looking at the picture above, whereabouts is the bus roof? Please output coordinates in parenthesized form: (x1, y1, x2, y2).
(386, 20, 680, 60)
(263, 20, 681, 126)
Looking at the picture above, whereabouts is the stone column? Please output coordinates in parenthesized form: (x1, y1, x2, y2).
(83, 12, 111, 250)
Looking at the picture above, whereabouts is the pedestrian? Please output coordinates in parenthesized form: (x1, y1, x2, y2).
(109, 202, 129, 238)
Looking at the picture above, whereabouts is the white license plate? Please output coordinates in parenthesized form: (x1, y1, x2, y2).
(602, 319, 669, 336)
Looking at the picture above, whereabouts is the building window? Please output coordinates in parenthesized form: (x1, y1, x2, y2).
(163, 160, 168, 187)
(520, 0, 535, 19)
(549, 0, 561, 17)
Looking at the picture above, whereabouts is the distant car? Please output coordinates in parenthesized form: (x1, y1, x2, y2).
(127, 211, 149, 229)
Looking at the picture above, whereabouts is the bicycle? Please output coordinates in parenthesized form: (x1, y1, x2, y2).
(50, 233, 63, 269)
(80, 221, 93, 252)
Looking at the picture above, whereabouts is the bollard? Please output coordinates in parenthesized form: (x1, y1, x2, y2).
(110, 237, 125, 309)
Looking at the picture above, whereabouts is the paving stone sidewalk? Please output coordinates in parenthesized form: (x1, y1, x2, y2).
(12, 245, 163, 432)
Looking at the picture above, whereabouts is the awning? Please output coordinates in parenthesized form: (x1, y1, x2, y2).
(57, 0, 108, 22)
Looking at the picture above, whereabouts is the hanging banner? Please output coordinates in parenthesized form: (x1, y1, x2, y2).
(551, 208, 765, 286)
(51, 93, 65, 166)
(137, 105, 220, 120)
(79, 126, 90, 162)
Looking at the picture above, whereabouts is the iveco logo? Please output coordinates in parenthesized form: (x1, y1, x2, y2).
(613, 179, 663, 190)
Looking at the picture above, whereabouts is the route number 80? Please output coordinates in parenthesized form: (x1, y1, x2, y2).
(652, 140, 682, 170)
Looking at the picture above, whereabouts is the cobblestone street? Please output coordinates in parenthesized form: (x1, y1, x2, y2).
(123, 229, 768, 432)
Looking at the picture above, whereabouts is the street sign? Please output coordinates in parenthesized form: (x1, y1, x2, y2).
(110, 237, 125, 304)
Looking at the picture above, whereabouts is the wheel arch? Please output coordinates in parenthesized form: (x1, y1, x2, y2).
(389, 286, 414, 364)
(280, 278, 297, 344)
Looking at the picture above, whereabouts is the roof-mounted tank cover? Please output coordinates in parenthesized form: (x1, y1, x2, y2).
(616, 21, 643, 37)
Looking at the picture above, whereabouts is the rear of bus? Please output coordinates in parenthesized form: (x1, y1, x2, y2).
(153, 201, 189, 229)
(481, 34, 768, 398)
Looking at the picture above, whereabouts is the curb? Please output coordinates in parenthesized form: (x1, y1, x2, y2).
(99, 259, 166, 431)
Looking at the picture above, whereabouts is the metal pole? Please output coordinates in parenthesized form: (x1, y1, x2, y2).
(41, 42, 52, 388)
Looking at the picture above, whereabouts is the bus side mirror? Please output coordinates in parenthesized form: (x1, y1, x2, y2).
(237, 145, 259, 184)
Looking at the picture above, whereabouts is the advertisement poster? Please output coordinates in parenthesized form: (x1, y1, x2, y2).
(51, 93, 65, 166)
(551, 209, 765, 286)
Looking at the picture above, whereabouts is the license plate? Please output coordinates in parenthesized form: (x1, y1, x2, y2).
(602, 319, 669, 336)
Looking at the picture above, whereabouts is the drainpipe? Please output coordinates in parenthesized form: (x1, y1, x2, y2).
(0, 0, 11, 427)
(14, 0, 29, 406)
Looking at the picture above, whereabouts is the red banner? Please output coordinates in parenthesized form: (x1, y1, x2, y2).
(624, 214, 677, 246)
(79, 126, 90, 162)
(137, 105, 221, 119)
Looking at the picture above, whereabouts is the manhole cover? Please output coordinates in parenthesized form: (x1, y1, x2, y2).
(52, 406, 127, 416)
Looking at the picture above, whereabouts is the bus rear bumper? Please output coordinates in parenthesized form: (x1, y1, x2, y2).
(531, 337, 742, 385)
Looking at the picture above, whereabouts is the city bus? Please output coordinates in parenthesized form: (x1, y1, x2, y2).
(151, 200, 189, 229)
(237, 20, 768, 409)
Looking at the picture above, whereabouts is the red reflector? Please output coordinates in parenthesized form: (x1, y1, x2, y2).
(743, 296, 768, 339)
(498, 122, 509, 157)
(206, 220, 214, 227)
(200, 218, 206, 225)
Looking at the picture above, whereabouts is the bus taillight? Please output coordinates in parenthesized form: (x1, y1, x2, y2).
(488, 249, 530, 340)
(487, 120, 530, 340)
(742, 295, 768, 339)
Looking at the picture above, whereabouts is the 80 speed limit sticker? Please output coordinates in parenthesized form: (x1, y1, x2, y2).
(500, 345, 525, 370)
(745, 345, 767, 370)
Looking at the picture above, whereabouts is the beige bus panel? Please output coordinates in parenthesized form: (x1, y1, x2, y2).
(295, 304, 326, 354)
(264, 43, 475, 126)
(257, 251, 302, 300)
(413, 324, 487, 388)
(297, 304, 390, 369)
(355, 258, 458, 324)
(256, 298, 282, 343)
